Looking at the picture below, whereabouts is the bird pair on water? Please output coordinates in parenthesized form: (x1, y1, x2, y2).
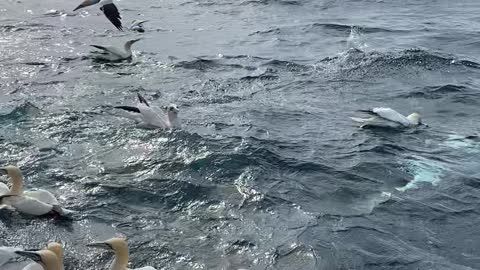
(3, 238, 155, 270)
(0, 166, 155, 270)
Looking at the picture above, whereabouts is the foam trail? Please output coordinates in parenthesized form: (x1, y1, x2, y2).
(396, 156, 446, 192)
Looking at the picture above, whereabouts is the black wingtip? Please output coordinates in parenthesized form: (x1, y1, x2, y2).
(114, 106, 141, 113)
(137, 93, 150, 107)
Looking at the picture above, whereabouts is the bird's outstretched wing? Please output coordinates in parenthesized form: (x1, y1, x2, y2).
(100, 3, 123, 31)
(359, 107, 410, 126)
(73, 0, 100, 11)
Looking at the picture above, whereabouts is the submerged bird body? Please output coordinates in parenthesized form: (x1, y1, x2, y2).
(114, 94, 180, 129)
(0, 166, 72, 216)
(90, 39, 141, 62)
(351, 107, 423, 128)
(73, 0, 123, 30)
(87, 238, 156, 270)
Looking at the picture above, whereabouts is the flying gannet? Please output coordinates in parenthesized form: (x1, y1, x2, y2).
(0, 165, 74, 217)
(87, 238, 156, 270)
(73, 0, 123, 30)
(130, 20, 148, 32)
(350, 107, 425, 128)
(15, 250, 61, 270)
(114, 93, 180, 129)
(90, 39, 141, 62)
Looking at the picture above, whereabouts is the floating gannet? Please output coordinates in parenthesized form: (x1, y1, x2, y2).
(0, 166, 73, 216)
(350, 107, 425, 128)
(19, 242, 64, 270)
(130, 20, 148, 32)
(73, 0, 123, 30)
(15, 250, 61, 270)
(114, 93, 180, 129)
(90, 39, 141, 62)
(87, 238, 156, 270)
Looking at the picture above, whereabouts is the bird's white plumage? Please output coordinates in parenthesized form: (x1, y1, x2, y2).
(371, 107, 411, 127)
(0, 247, 20, 267)
(24, 189, 59, 205)
(22, 262, 44, 270)
(4, 196, 54, 216)
(0, 183, 9, 196)
(137, 103, 169, 128)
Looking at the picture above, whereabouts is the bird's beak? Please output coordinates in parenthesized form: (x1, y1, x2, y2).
(132, 38, 142, 44)
(86, 242, 111, 250)
(73, 0, 96, 11)
(15, 251, 42, 263)
(421, 123, 429, 127)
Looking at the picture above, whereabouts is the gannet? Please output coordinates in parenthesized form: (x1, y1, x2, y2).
(73, 0, 123, 30)
(350, 107, 425, 128)
(19, 242, 64, 270)
(114, 93, 180, 129)
(0, 165, 73, 216)
(15, 250, 61, 270)
(90, 39, 141, 62)
(130, 20, 148, 32)
(87, 238, 156, 270)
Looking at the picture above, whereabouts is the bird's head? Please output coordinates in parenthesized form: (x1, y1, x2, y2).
(0, 165, 22, 180)
(86, 237, 128, 253)
(15, 250, 60, 270)
(126, 38, 141, 46)
(166, 104, 179, 114)
(407, 112, 422, 125)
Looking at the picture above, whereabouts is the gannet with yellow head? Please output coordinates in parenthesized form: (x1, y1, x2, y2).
(87, 238, 156, 270)
(350, 107, 427, 129)
(15, 250, 61, 270)
(0, 165, 73, 216)
(20, 242, 64, 270)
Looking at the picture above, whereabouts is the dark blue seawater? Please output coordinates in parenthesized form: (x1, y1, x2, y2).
(1, 0, 480, 269)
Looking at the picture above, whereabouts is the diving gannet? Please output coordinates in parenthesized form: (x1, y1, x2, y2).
(73, 0, 123, 30)
(90, 39, 141, 62)
(0, 165, 73, 216)
(15, 250, 61, 270)
(114, 93, 180, 129)
(351, 107, 425, 128)
(87, 238, 156, 270)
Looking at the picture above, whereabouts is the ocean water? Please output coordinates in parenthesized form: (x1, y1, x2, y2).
(1, 0, 480, 269)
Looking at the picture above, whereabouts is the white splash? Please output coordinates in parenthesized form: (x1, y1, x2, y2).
(396, 156, 446, 192)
